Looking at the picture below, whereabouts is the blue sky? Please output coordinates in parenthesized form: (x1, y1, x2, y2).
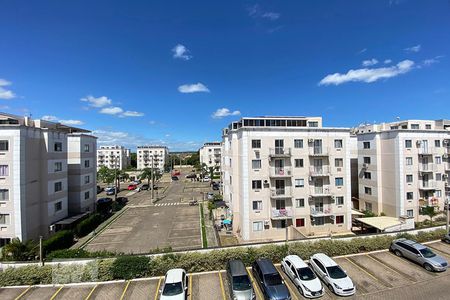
(1, 0, 449, 151)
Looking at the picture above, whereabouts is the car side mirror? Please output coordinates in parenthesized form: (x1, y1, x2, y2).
(282, 280, 285, 284)
(185, 286, 188, 291)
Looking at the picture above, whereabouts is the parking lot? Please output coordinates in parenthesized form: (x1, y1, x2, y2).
(1, 241, 449, 300)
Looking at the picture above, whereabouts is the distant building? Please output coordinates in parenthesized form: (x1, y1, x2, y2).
(199, 142, 222, 175)
(0, 113, 97, 245)
(137, 146, 169, 172)
(96, 145, 131, 170)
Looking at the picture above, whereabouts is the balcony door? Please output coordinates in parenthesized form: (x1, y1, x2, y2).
(275, 159, 284, 174)
(313, 139, 322, 154)
(275, 139, 284, 154)
(422, 173, 430, 187)
(314, 178, 323, 194)
(421, 140, 428, 153)
(314, 159, 323, 173)
(275, 199, 286, 210)
(275, 179, 285, 195)
(315, 198, 324, 213)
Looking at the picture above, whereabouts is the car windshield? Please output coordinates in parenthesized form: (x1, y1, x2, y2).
(297, 267, 316, 281)
(264, 273, 283, 286)
(326, 266, 347, 279)
(162, 282, 183, 296)
(419, 248, 436, 258)
(232, 275, 251, 291)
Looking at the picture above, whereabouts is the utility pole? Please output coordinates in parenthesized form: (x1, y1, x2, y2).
(151, 155, 155, 201)
(39, 236, 44, 266)
(446, 193, 449, 233)
(114, 156, 118, 203)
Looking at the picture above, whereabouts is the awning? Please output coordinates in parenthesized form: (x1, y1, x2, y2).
(355, 216, 402, 231)
(54, 212, 90, 226)
(351, 209, 364, 216)
(223, 219, 232, 225)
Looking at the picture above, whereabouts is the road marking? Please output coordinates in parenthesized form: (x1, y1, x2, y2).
(188, 274, 193, 300)
(84, 284, 98, 300)
(427, 245, 450, 260)
(218, 272, 227, 300)
(155, 202, 185, 206)
(344, 257, 381, 283)
(120, 280, 131, 300)
(154, 276, 162, 300)
(366, 254, 414, 280)
(49, 285, 64, 300)
(14, 286, 32, 300)
(246, 268, 263, 300)
(276, 266, 298, 300)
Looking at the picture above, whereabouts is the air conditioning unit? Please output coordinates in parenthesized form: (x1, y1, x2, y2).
(443, 139, 449, 145)
(443, 154, 448, 159)
(264, 220, 270, 226)
(49, 224, 55, 233)
(443, 174, 448, 179)
(287, 170, 292, 175)
(416, 140, 422, 145)
(308, 139, 314, 143)
(330, 215, 336, 220)
(308, 176, 313, 182)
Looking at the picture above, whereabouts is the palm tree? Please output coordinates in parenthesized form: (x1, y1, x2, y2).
(208, 166, 218, 180)
(139, 168, 153, 186)
(1, 238, 37, 261)
(97, 166, 114, 184)
(421, 206, 439, 226)
(116, 170, 129, 190)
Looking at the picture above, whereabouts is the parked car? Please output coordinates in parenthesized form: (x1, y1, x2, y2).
(172, 170, 181, 176)
(189, 200, 198, 206)
(116, 197, 128, 205)
(96, 197, 113, 214)
(97, 185, 103, 194)
(186, 173, 196, 179)
(105, 187, 116, 195)
(442, 232, 450, 244)
(160, 268, 188, 300)
(141, 184, 149, 190)
(212, 183, 220, 190)
(226, 259, 255, 300)
(281, 255, 323, 298)
(127, 184, 137, 190)
(252, 258, 291, 300)
(202, 175, 210, 182)
(171, 176, 179, 181)
(390, 239, 448, 272)
(207, 192, 214, 200)
(309, 253, 355, 296)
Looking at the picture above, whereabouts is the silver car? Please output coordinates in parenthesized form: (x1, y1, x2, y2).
(226, 259, 255, 300)
(390, 238, 448, 272)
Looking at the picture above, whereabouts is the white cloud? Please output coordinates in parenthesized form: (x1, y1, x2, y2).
(261, 12, 280, 21)
(404, 44, 421, 53)
(318, 60, 415, 86)
(212, 108, 241, 119)
(41, 115, 84, 125)
(178, 83, 210, 93)
(362, 58, 378, 67)
(121, 110, 144, 117)
(357, 48, 367, 55)
(248, 4, 280, 21)
(384, 59, 392, 64)
(172, 44, 192, 60)
(422, 55, 443, 67)
(0, 78, 16, 100)
(42, 115, 59, 121)
(100, 106, 124, 115)
(80, 95, 112, 107)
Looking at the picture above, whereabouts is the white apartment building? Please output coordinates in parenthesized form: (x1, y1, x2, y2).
(96, 145, 131, 170)
(199, 142, 222, 172)
(356, 119, 450, 221)
(222, 116, 353, 242)
(137, 146, 169, 172)
(0, 113, 97, 245)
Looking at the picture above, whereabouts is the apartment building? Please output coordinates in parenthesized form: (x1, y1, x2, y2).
(222, 116, 352, 242)
(199, 142, 222, 173)
(137, 146, 169, 172)
(355, 119, 450, 221)
(96, 145, 130, 170)
(0, 113, 97, 245)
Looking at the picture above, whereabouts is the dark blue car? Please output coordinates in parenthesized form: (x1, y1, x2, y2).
(252, 259, 291, 300)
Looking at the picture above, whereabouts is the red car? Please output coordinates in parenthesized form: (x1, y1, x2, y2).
(127, 184, 137, 190)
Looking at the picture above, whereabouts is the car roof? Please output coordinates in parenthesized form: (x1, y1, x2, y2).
(256, 259, 277, 274)
(165, 269, 185, 283)
(311, 253, 337, 267)
(397, 239, 426, 250)
(228, 260, 248, 276)
(285, 255, 308, 268)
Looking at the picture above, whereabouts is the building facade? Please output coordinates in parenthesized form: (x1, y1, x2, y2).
(199, 142, 222, 174)
(0, 113, 96, 245)
(137, 146, 169, 172)
(96, 145, 131, 170)
(222, 116, 353, 242)
(355, 119, 450, 221)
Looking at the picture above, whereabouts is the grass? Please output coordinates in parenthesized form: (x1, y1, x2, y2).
(199, 203, 208, 248)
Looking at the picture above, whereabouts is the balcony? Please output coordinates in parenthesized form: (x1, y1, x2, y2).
(445, 163, 450, 172)
(419, 197, 440, 208)
(270, 187, 292, 198)
(418, 147, 435, 155)
(309, 147, 329, 156)
(310, 206, 333, 217)
(269, 147, 291, 158)
(269, 167, 292, 178)
(271, 207, 293, 220)
(419, 181, 438, 190)
(309, 186, 333, 197)
(418, 164, 437, 173)
(309, 166, 331, 177)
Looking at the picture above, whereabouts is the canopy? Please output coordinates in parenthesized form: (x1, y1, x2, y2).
(351, 209, 364, 216)
(355, 216, 402, 231)
(223, 219, 232, 225)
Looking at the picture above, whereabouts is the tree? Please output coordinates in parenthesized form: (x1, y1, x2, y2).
(208, 166, 218, 179)
(139, 168, 153, 186)
(97, 166, 115, 184)
(185, 152, 200, 166)
(116, 170, 130, 190)
(421, 206, 439, 226)
(130, 153, 137, 168)
(1, 238, 38, 261)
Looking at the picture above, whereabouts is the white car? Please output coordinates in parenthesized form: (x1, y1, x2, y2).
(202, 175, 210, 182)
(281, 255, 323, 298)
(160, 269, 188, 300)
(309, 253, 355, 296)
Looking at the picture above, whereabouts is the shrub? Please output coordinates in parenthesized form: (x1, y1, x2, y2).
(43, 230, 74, 254)
(47, 248, 120, 260)
(0, 265, 53, 286)
(75, 214, 104, 237)
(111, 256, 150, 280)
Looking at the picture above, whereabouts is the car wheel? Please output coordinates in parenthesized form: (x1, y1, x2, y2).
(281, 265, 285, 272)
(394, 250, 403, 257)
(424, 263, 433, 272)
(328, 283, 335, 294)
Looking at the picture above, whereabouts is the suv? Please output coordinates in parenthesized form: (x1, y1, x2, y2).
(281, 255, 323, 298)
(226, 259, 255, 300)
(309, 253, 355, 296)
(160, 269, 188, 300)
(252, 259, 291, 300)
(390, 239, 448, 272)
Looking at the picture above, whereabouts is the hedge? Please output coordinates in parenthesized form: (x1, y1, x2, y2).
(42, 230, 74, 255)
(46, 249, 120, 260)
(0, 229, 446, 286)
(75, 214, 104, 238)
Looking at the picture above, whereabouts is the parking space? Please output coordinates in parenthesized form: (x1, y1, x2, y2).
(88, 282, 126, 300)
(191, 272, 227, 300)
(21, 286, 60, 300)
(55, 285, 95, 300)
(426, 242, 450, 261)
(124, 278, 159, 300)
(0, 286, 30, 299)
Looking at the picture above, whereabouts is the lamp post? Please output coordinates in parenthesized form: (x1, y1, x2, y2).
(113, 156, 118, 203)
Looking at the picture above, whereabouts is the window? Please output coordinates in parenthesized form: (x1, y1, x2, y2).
(84, 175, 90, 184)
(84, 191, 90, 200)
(253, 200, 262, 210)
(252, 160, 261, 170)
(365, 187, 372, 195)
(294, 139, 303, 148)
(334, 139, 343, 148)
(314, 217, 325, 226)
(406, 192, 414, 200)
(363, 142, 370, 149)
(251, 139, 261, 149)
(404, 140, 412, 148)
(0, 140, 8, 151)
(308, 121, 318, 127)
(435, 190, 442, 198)
(0, 165, 9, 176)
(54, 162, 62, 172)
(336, 215, 344, 224)
(0, 214, 10, 225)
(406, 157, 413, 166)
(435, 156, 442, 164)
(411, 124, 419, 129)
(363, 157, 371, 164)
(335, 158, 343, 167)
(295, 198, 305, 208)
(252, 180, 262, 190)
(406, 175, 413, 183)
(295, 218, 305, 227)
(435, 140, 441, 147)
(84, 144, 90, 152)
(366, 202, 372, 212)
(436, 173, 442, 181)
(54, 182, 62, 192)
(336, 196, 344, 205)
(335, 177, 343, 186)
(84, 160, 90, 168)
(407, 209, 414, 217)
(294, 179, 304, 188)
(253, 221, 263, 231)
(426, 124, 432, 129)
(0, 189, 9, 201)
(54, 201, 62, 212)
(294, 159, 304, 168)
(364, 172, 371, 179)
(54, 142, 63, 152)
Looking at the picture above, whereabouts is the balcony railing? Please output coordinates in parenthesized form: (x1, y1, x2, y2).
(269, 148, 291, 158)
(445, 163, 450, 172)
(271, 207, 293, 219)
(270, 187, 292, 198)
(309, 186, 332, 197)
(309, 147, 329, 156)
(269, 167, 292, 177)
(419, 197, 440, 207)
(309, 166, 331, 177)
(310, 206, 333, 216)
(418, 147, 435, 155)
(419, 181, 438, 190)
(418, 164, 437, 172)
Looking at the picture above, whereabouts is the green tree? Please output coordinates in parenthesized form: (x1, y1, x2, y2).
(139, 168, 153, 186)
(116, 170, 130, 190)
(185, 152, 200, 166)
(130, 153, 137, 168)
(97, 166, 114, 184)
(421, 206, 439, 226)
(1, 238, 38, 261)
(208, 166, 218, 179)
